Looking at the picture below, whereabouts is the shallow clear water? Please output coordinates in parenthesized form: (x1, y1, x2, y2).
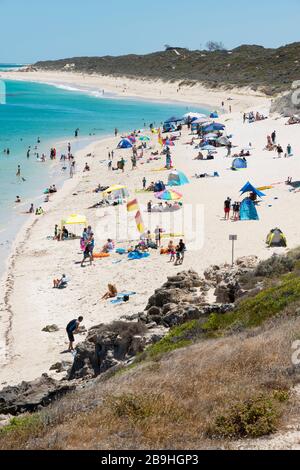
(0, 77, 208, 274)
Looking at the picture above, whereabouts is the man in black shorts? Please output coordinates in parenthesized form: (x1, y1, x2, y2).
(66, 316, 83, 352)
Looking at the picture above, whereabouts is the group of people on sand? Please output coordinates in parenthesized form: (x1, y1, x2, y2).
(265, 131, 293, 158)
(147, 200, 181, 213)
(286, 115, 300, 125)
(165, 239, 186, 265)
(224, 197, 241, 221)
(243, 111, 268, 124)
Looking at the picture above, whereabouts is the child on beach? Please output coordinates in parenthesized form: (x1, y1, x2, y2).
(168, 241, 176, 263)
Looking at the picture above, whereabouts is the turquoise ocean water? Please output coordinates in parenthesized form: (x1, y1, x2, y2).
(0, 69, 208, 273)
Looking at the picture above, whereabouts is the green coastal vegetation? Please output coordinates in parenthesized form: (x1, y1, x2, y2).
(35, 42, 300, 94)
(2, 249, 300, 449)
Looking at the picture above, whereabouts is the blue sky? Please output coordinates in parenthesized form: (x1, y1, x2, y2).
(0, 0, 299, 63)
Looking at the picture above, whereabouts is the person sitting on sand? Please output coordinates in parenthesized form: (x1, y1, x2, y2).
(101, 284, 118, 300)
(66, 316, 83, 352)
(62, 226, 69, 240)
(35, 207, 44, 216)
(83, 163, 90, 172)
(53, 274, 68, 289)
(28, 203, 34, 214)
(194, 151, 204, 160)
(15, 196, 21, 203)
(287, 116, 300, 125)
(102, 239, 115, 253)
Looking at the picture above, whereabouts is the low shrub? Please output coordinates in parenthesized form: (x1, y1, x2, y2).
(208, 393, 288, 439)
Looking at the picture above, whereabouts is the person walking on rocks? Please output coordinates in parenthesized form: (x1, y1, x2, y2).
(66, 317, 83, 352)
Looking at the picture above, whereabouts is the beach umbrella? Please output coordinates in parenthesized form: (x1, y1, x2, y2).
(139, 136, 150, 142)
(155, 189, 183, 201)
(192, 118, 211, 125)
(164, 116, 183, 124)
(61, 214, 87, 227)
(103, 184, 129, 200)
(183, 112, 207, 122)
(201, 145, 217, 151)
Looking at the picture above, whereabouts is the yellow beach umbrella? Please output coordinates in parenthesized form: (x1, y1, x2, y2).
(61, 214, 87, 227)
(103, 184, 127, 194)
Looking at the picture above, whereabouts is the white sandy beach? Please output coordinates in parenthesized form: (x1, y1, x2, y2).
(0, 72, 300, 386)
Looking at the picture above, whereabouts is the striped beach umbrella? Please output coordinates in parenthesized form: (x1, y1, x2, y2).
(154, 189, 183, 201)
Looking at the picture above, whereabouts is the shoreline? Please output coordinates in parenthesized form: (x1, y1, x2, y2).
(0, 135, 115, 384)
(0, 70, 271, 113)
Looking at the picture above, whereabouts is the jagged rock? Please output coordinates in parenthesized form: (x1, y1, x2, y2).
(146, 288, 184, 309)
(49, 361, 72, 373)
(0, 374, 76, 415)
(42, 324, 59, 333)
(69, 321, 147, 380)
(162, 303, 177, 314)
(147, 306, 162, 317)
(236, 256, 258, 269)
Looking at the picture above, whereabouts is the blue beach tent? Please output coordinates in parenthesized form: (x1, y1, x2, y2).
(232, 158, 247, 170)
(210, 111, 219, 119)
(168, 170, 190, 187)
(118, 138, 133, 149)
(240, 198, 259, 221)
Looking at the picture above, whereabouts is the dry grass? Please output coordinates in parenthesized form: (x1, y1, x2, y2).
(1, 312, 300, 450)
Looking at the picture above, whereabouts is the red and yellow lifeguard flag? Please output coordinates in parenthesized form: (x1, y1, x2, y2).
(135, 211, 145, 233)
(127, 199, 139, 212)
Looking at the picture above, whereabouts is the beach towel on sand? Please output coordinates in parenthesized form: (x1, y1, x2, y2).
(111, 292, 136, 304)
(128, 251, 150, 260)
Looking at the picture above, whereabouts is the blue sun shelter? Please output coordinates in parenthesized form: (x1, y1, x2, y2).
(210, 111, 219, 119)
(232, 157, 248, 170)
(239, 182, 266, 221)
(117, 138, 133, 149)
(168, 170, 190, 187)
(239, 198, 259, 221)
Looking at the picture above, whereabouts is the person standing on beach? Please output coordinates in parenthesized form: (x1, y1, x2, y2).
(66, 316, 83, 352)
(224, 197, 231, 220)
(68, 142, 71, 153)
(271, 131, 276, 144)
(277, 144, 283, 158)
(16, 165, 21, 179)
(142, 177, 146, 190)
(114, 128, 118, 137)
(70, 161, 76, 178)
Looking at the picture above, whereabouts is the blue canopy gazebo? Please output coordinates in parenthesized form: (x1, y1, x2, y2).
(240, 182, 266, 198)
